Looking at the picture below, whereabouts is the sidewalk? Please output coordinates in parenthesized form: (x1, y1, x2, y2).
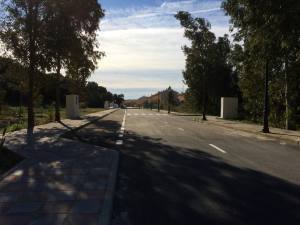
(205, 116, 300, 146)
(0, 109, 119, 225)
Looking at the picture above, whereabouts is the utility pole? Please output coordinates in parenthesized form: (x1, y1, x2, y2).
(262, 59, 270, 133)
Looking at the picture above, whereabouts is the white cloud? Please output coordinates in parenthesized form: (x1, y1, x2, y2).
(90, 0, 230, 98)
(97, 28, 188, 71)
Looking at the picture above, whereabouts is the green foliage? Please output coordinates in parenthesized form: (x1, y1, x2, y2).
(223, 0, 300, 129)
(86, 82, 113, 108)
(175, 11, 238, 116)
(113, 94, 125, 106)
(0, 0, 106, 130)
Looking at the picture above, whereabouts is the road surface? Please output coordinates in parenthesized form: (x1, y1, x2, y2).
(74, 109, 300, 225)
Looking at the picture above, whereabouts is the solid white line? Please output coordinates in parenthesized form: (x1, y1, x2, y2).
(209, 144, 227, 154)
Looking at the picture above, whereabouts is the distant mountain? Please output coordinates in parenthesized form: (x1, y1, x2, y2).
(124, 88, 185, 108)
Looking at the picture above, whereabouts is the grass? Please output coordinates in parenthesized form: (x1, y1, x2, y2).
(0, 106, 105, 175)
(0, 146, 24, 176)
(0, 106, 105, 133)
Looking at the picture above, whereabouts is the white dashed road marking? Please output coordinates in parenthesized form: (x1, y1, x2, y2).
(209, 144, 227, 154)
(116, 109, 127, 145)
(178, 128, 184, 131)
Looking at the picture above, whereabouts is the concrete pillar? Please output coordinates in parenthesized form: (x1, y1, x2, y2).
(221, 97, 238, 119)
(66, 95, 80, 119)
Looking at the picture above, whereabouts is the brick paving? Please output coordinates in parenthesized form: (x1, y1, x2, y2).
(0, 109, 119, 225)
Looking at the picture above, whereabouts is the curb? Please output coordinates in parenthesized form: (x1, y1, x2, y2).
(64, 109, 119, 133)
(99, 150, 120, 225)
(205, 120, 300, 147)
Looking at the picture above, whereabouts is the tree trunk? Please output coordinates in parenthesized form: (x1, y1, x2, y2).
(27, 0, 38, 135)
(202, 79, 207, 121)
(27, 64, 35, 134)
(55, 58, 61, 122)
(284, 59, 290, 130)
(262, 59, 270, 133)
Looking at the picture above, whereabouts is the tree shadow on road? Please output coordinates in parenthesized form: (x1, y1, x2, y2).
(112, 130, 300, 225)
(63, 119, 122, 148)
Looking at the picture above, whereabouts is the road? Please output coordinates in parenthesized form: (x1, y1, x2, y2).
(73, 109, 300, 225)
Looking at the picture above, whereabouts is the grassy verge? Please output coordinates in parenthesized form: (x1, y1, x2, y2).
(0, 106, 105, 133)
(0, 146, 24, 176)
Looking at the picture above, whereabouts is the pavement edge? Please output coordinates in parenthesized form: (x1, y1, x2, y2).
(206, 119, 300, 147)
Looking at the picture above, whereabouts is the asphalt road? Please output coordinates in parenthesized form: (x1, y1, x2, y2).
(73, 109, 300, 225)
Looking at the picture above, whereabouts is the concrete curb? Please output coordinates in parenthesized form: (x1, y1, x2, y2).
(65, 108, 119, 133)
(99, 150, 120, 225)
(205, 119, 300, 147)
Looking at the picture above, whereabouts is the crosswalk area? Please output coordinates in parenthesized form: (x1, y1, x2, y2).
(127, 113, 168, 117)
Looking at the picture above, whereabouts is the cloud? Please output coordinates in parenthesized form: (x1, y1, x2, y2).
(101, 0, 229, 30)
(97, 28, 187, 71)
(91, 68, 186, 90)
(91, 0, 230, 98)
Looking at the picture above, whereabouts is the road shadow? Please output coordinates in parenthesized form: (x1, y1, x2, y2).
(63, 119, 122, 148)
(110, 130, 300, 225)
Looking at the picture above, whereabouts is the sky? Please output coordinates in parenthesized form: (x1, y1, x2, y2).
(91, 0, 231, 99)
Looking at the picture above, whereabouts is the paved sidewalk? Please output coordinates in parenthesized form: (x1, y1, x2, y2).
(0, 109, 119, 225)
(205, 116, 300, 146)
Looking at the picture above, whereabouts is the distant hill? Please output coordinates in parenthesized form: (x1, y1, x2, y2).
(124, 88, 185, 108)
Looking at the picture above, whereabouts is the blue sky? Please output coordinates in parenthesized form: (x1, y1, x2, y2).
(90, 0, 230, 99)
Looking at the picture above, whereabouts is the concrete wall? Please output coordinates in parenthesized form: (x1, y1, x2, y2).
(221, 97, 238, 119)
(66, 95, 80, 119)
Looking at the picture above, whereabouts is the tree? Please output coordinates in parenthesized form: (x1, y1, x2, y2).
(167, 86, 174, 114)
(113, 94, 124, 106)
(44, 0, 105, 121)
(175, 12, 237, 119)
(0, 0, 47, 133)
(223, 0, 300, 131)
(85, 82, 109, 108)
